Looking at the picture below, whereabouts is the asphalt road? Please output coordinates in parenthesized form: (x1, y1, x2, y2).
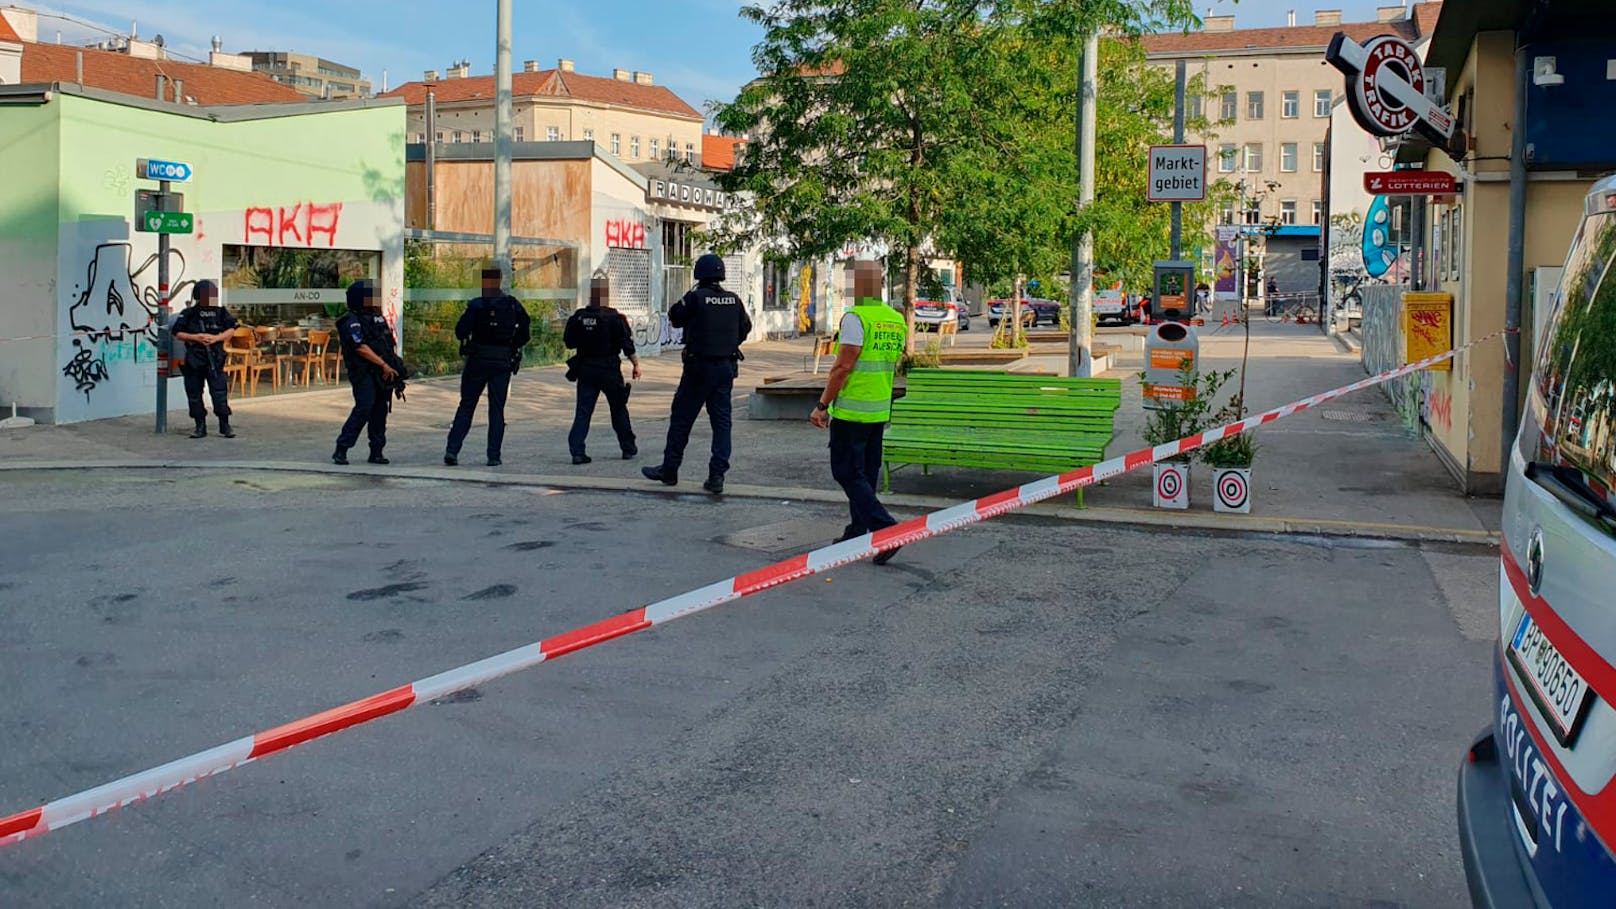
(0, 469, 1497, 907)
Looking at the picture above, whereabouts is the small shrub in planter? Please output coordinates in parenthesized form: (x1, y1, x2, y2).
(1140, 365, 1232, 509)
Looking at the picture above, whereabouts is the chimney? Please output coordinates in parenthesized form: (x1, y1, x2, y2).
(155, 73, 167, 101)
(1377, 5, 1406, 21)
(1203, 15, 1236, 32)
(633, 71, 653, 85)
(75, 50, 83, 84)
(446, 60, 470, 79)
(1314, 10, 1342, 26)
(173, 78, 183, 103)
(523, 60, 541, 73)
(1286, 9, 1296, 27)
(612, 68, 631, 81)
(424, 69, 440, 81)
(558, 58, 575, 73)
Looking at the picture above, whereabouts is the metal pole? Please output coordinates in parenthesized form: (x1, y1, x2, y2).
(493, 0, 513, 276)
(154, 179, 171, 434)
(1069, 31, 1097, 378)
(425, 88, 437, 231)
(1170, 59, 1185, 260)
(1501, 45, 1528, 467)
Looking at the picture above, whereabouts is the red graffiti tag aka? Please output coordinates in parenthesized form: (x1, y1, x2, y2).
(1428, 387, 1453, 432)
(244, 203, 343, 247)
(605, 219, 646, 250)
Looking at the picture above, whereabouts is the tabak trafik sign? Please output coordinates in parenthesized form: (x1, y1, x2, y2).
(1326, 33, 1454, 146)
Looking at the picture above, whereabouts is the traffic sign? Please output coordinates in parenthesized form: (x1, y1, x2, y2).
(1326, 33, 1453, 143)
(136, 158, 193, 183)
(138, 211, 194, 234)
(1363, 171, 1459, 195)
(1147, 145, 1207, 202)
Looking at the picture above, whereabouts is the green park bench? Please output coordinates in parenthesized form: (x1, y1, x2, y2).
(883, 369, 1122, 507)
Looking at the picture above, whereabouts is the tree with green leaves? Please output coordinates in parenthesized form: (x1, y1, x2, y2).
(715, 0, 1200, 350)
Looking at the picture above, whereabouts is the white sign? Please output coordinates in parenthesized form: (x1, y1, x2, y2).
(1147, 145, 1206, 202)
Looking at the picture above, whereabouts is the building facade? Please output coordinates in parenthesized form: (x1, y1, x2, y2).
(246, 51, 372, 99)
(385, 62, 706, 167)
(0, 85, 406, 424)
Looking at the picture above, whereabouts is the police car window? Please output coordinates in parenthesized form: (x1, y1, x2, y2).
(1527, 210, 1616, 526)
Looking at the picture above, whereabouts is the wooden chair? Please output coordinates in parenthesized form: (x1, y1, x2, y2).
(223, 329, 255, 394)
(812, 334, 837, 374)
(273, 326, 301, 386)
(298, 330, 331, 386)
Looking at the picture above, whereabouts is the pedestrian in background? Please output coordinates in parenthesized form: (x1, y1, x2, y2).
(445, 265, 531, 468)
(333, 279, 405, 466)
(810, 259, 905, 565)
(564, 272, 640, 464)
(169, 279, 237, 439)
(641, 253, 751, 494)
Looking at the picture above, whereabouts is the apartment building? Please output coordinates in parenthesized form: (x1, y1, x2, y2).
(1143, 5, 1441, 232)
(245, 50, 371, 99)
(384, 60, 705, 167)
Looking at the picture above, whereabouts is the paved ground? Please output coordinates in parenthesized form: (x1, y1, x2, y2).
(0, 469, 1497, 907)
(0, 317, 1499, 539)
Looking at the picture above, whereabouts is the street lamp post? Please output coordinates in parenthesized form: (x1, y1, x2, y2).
(493, 0, 513, 277)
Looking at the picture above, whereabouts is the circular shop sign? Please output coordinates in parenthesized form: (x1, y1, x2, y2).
(1348, 36, 1426, 136)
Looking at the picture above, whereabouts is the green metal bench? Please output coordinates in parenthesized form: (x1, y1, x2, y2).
(883, 369, 1122, 506)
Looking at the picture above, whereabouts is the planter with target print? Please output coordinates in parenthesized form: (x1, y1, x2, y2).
(1153, 463, 1190, 510)
(1213, 467, 1252, 514)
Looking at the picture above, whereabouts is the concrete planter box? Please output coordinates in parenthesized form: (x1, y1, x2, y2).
(1152, 462, 1190, 510)
(1213, 467, 1253, 514)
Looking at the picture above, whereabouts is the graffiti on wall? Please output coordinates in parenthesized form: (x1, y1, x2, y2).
(1427, 385, 1454, 433)
(61, 242, 197, 401)
(244, 202, 343, 247)
(605, 219, 647, 250)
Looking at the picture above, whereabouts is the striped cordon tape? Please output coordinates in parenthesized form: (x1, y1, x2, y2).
(0, 330, 1506, 847)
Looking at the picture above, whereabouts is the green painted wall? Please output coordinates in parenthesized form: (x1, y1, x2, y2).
(0, 100, 61, 410)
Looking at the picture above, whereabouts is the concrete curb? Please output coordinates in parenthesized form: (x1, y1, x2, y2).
(2, 459, 1500, 547)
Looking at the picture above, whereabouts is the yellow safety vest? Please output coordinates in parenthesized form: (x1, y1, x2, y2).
(830, 301, 906, 423)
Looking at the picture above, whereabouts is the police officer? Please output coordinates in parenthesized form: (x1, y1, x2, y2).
(333, 279, 404, 465)
(564, 272, 640, 464)
(642, 253, 751, 494)
(169, 279, 238, 439)
(810, 259, 906, 565)
(445, 266, 531, 467)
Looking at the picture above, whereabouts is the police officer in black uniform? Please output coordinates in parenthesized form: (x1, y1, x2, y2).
(641, 253, 751, 494)
(169, 279, 238, 439)
(564, 272, 640, 464)
(333, 279, 405, 465)
(445, 266, 531, 467)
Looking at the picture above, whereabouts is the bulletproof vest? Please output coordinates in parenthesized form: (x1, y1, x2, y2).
(682, 285, 744, 358)
(338, 311, 395, 375)
(571, 306, 623, 359)
(469, 296, 522, 348)
(179, 306, 230, 365)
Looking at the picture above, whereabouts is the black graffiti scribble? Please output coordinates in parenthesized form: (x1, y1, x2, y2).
(63, 241, 197, 402)
(61, 340, 110, 402)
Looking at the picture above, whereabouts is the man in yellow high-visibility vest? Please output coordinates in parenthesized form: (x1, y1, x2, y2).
(810, 259, 906, 565)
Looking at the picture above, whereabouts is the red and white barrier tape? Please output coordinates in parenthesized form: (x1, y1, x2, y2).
(0, 331, 1502, 848)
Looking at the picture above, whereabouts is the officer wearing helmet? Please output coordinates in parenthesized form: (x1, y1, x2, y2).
(333, 279, 404, 465)
(642, 253, 751, 494)
(169, 279, 238, 439)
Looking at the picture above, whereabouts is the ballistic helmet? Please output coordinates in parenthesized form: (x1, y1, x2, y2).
(346, 279, 377, 311)
(191, 279, 219, 304)
(694, 254, 725, 283)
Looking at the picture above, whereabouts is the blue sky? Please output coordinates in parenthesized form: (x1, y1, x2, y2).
(34, 1, 1397, 114)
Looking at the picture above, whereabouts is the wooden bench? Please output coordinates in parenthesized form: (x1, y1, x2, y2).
(882, 369, 1122, 506)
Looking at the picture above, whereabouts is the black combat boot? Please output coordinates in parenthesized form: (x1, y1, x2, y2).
(703, 472, 724, 495)
(218, 419, 236, 439)
(368, 450, 390, 465)
(641, 465, 677, 486)
(188, 419, 207, 439)
(332, 446, 350, 465)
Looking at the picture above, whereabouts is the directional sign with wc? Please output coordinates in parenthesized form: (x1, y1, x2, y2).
(136, 158, 193, 183)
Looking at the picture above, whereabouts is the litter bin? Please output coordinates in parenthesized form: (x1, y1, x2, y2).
(1143, 320, 1199, 410)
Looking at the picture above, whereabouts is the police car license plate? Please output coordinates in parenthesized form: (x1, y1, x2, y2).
(1508, 613, 1595, 746)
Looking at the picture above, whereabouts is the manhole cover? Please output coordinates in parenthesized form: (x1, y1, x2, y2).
(718, 518, 839, 554)
(1321, 409, 1378, 423)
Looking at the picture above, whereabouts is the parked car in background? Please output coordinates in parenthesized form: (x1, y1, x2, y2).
(1457, 174, 1616, 909)
(988, 297, 1061, 328)
(1093, 289, 1132, 325)
(915, 300, 970, 332)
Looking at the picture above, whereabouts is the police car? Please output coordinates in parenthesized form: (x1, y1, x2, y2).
(1458, 175, 1616, 908)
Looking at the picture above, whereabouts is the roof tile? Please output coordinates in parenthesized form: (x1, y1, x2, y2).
(701, 134, 745, 171)
(385, 69, 702, 120)
(1142, 19, 1421, 55)
(20, 42, 305, 104)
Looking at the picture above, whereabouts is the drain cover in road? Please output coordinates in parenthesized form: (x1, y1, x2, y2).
(1321, 409, 1379, 423)
(718, 518, 840, 554)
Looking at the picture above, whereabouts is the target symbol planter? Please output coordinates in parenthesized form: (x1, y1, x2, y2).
(1213, 467, 1252, 514)
(1153, 463, 1190, 510)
